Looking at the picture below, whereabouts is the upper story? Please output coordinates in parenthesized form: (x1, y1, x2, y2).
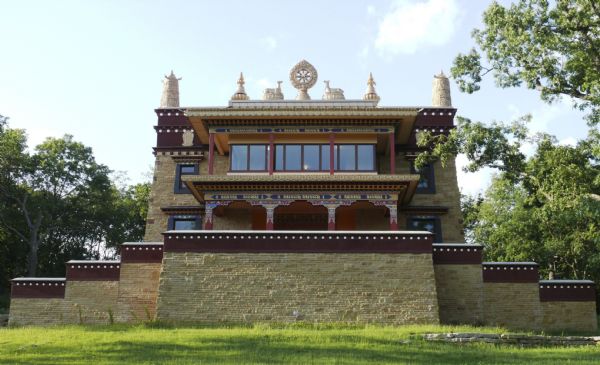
(153, 60, 456, 179)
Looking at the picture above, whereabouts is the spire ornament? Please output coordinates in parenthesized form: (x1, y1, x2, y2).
(362, 72, 380, 103)
(263, 81, 284, 100)
(231, 72, 250, 100)
(432, 70, 452, 107)
(160, 70, 181, 108)
(289, 60, 318, 100)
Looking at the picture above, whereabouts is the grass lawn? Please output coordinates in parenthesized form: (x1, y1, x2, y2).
(0, 323, 599, 364)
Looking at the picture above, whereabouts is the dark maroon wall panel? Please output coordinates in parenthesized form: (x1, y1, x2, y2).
(539, 281, 596, 302)
(121, 244, 164, 263)
(66, 262, 121, 281)
(482, 263, 539, 283)
(163, 231, 433, 254)
(11, 280, 66, 298)
(432, 244, 482, 265)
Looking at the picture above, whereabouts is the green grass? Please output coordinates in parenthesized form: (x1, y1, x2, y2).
(0, 323, 599, 364)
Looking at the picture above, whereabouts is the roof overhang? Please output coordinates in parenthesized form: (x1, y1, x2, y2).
(182, 174, 420, 205)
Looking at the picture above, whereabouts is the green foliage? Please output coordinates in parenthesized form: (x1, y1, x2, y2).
(0, 324, 599, 364)
(0, 116, 149, 291)
(451, 0, 600, 125)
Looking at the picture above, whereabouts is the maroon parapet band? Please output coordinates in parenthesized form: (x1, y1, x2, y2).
(432, 244, 483, 265)
(482, 262, 539, 283)
(163, 230, 433, 254)
(539, 280, 596, 302)
(11, 278, 66, 298)
(121, 243, 164, 263)
(66, 261, 120, 281)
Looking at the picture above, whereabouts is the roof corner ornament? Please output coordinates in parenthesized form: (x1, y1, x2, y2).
(262, 81, 284, 100)
(432, 69, 452, 107)
(362, 72, 380, 104)
(322, 80, 345, 100)
(160, 70, 181, 108)
(290, 60, 318, 100)
(231, 72, 250, 101)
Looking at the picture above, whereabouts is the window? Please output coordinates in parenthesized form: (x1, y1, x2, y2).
(174, 163, 198, 194)
(407, 216, 442, 242)
(169, 215, 201, 230)
(411, 162, 436, 193)
(230, 145, 268, 171)
(274, 144, 375, 172)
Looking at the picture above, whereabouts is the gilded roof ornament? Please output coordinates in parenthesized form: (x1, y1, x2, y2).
(289, 60, 318, 100)
(262, 81, 284, 100)
(362, 72, 380, 103)
(231, 72, 250, 101)
(322, 80, 345, 100)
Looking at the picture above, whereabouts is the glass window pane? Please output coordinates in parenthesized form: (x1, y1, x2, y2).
(339, 145, 356, 170)
(231, 145, 248, 171)
(357, 145, 374, 170)
(173, 219, 198, 230)
(285, 145, 301, 170)
(249, 145, 266, 170)
(275, 145, 284, 171)
(320, 144, 329, 170)
(417, 164, 431, 189)
(303, 145, 319, 171)
(409, 218, 435, 233)
(180, 165, 195, 174)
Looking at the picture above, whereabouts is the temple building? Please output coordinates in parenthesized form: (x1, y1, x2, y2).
(7, 61, 597, 331)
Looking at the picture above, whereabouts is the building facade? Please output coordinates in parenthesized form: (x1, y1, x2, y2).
(8, 61, 597, 330)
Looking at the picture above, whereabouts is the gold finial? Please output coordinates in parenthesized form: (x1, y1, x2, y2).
(363, 72, 380, 103)
(231, 72, 250, 100)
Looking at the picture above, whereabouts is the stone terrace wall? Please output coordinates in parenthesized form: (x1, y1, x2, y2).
(116, 243, 164, 322)
(540, 280, 597, 332)
(432, 244, 483, 325)
(156, 230, 439, 324)
(8, 278, 68, 326)
(482, 262, 542, 330)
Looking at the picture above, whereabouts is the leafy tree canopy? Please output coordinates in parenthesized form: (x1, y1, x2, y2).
(451, 0, 600, 125)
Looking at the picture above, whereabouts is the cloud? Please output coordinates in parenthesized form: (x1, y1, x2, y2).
(374, 0, 459, 56)
(455, 154, 494, 196)
(559, 136, 577, 146)
(259, 36, 278, 51)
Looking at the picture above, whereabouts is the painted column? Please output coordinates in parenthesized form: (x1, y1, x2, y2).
(204, 203, 215, 230)
(327, 206, 337, 231)
(389, 131, 396, 174)
(265, 205, 275, 230)
(387, 204, 398, 231)
(329, 133, 335, 175)
(208, 133, 215, 175)
(268, 133, 274, 175)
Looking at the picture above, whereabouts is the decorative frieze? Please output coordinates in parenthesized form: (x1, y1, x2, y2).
(66, 260, 121, 281)
(121, 243, 164, 263)
(11, 278, 66, 299)
(539, 280, 596, 302)
(482, 262, 539, 283)
(432, 244, 483, 265)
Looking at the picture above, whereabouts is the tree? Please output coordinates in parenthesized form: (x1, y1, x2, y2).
(451, 0, 600, 125)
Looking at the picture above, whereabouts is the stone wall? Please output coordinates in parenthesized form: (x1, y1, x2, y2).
(63, 281, 119, 324)
(483, 283, 542, 330)
(542, 302, 597, 332)
(116, 263, 162, 322)
(434, 265, 483, 325)
(156, 252, 440, 324)
(8, 299, 68, 326)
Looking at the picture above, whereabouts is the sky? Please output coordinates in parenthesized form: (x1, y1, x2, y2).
(0, 0, 590, 195)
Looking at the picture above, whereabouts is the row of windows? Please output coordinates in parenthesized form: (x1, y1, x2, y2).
(167, 214, 442, 242)
(230, 144, 376, 172)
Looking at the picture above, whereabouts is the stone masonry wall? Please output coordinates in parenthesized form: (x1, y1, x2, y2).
(542, 302, 598, 332)
(8, 299, 69, 326)
(116, 263, 162, 322)
(483, 283, 542, 330)
(434, 265, 483, 325)
(63, 281, 120, 324)
(156, 252, 440, 324)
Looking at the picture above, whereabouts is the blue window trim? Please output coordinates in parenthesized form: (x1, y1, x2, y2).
(168, 215, 202, 230)
(174, 163, 198, 194)
(410, 162, 436, 194)
(406, 216, 442, 243)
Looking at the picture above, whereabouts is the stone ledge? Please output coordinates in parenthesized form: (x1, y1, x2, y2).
(422, 333, 600, 346)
